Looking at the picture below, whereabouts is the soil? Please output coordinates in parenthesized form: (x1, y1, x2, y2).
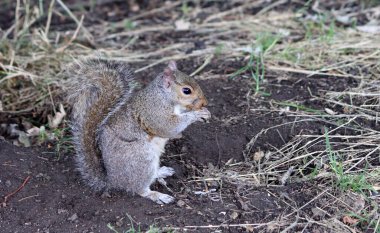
(0, 139, 337, 233)
(0, 1, 367, 232)
(0, 70, 356, 232)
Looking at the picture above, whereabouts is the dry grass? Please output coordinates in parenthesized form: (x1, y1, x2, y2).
(0, 0, 380, 232)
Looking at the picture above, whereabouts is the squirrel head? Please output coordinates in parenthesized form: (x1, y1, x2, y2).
(160, 61, 208, 111)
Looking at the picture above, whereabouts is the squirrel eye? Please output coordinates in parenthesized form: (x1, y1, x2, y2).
(182, 87, 192, 95)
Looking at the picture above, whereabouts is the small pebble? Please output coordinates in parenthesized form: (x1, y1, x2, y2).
(177, 200, 186, 207)
(230, 211, 239, 219)
(116, 219, 123, 227)
(57, 208, 68, 215)
(101, 191, 111, 198)
(67, 213, 78, 222)
(181, 146, 188, 153)
(217, 216, 225, 222)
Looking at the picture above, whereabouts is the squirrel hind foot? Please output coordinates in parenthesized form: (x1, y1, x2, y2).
(157, 166, 175, 179)
(139, 189, 174, 205)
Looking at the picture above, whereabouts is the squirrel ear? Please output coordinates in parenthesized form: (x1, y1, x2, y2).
(168, 60, 177, 71)
(163, 66, 175, 89)
(162, 60, 177, 89)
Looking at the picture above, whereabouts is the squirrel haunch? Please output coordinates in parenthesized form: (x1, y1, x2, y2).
(67, 57, 210, 204)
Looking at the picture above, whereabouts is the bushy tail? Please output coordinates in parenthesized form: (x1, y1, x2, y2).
(66, 56, 134, 191)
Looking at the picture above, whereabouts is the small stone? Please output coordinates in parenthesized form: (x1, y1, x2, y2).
(230, 211, 239, 219)
(181, 146, 188, 153)
(217, 216, 225, 222)
(253, 151, 264, 161)
(116, 218, 123, 227)
(61, 194, 67, 199)
(311, 207, 325, 217)
(101, 191, 111, 198)
(5, 180, 11, 187)
(177, 200, 186, 207)
(18, 132, 31, 147)
(67, 213, 78, 222)
(174, 19, 191, 31)
(24, 222, 32, 226)
(58, 208, 68, 215)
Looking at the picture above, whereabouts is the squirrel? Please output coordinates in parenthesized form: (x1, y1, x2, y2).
(66, 57, 210, 204)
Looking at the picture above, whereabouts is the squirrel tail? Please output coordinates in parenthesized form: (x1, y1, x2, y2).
(66, 56, 134, 191)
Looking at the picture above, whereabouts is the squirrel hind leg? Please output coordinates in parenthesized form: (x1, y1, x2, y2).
(138, 188, 174, 205)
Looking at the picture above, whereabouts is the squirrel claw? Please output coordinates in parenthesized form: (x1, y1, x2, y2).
(157, 178, 167, 186)
(139, 190, 174, 204)
(201, 117, 210, 123)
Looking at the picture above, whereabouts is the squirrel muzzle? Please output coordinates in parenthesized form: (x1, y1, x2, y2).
(188, 97, 208, 110)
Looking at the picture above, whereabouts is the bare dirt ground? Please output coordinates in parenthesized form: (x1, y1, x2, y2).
(1, 1, 380, 232)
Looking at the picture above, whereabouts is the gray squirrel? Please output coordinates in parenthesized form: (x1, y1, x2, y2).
(66, 57, 210, 204)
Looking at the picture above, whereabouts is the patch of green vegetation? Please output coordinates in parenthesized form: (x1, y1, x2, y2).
(309, 166, 319, 178)
(214, 43, 224, 56)
(123, 19, 135, 31)
(278, 46, 303, 64)
(348, 203, 380, 233)
(38, 126, 48, 143)
(325, 129, 373, 194)
(0, 70, 8, 79)
(107, 223, 165, 233)
(274, 101, 323, 114)
(230, 33, 279, 95)
(257, 32, 279, 53)
(342, 48, 356, 55)
(303, 14, 336, 43)
(296, 0, 313, 15)
(107, 213, 171, 233)
(360, 0, 380, 8)
(53, 127, 73, 158)
(181, 1, 190, 15)
(298, 165, 319, 180)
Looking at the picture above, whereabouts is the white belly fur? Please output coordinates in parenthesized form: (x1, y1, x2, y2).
(150, 137, 168, 155)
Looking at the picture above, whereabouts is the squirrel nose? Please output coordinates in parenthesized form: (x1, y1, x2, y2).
(201, 97, 208, 107)
(193, 97, 207, 109)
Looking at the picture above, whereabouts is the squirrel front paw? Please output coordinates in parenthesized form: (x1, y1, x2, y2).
(194, 108, 211, 122)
